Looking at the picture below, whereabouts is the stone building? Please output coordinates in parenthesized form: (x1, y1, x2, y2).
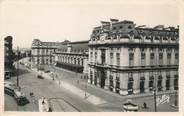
(88, 19, 179, 95)
(31, 39, 62, 69)
(4, 36, 15, 78)
(54, 40, 88, 73)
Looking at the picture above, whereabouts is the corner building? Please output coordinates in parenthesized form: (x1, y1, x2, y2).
(4, 36, 15, 78)
(88, 19, 179, 95)
(31, 39, 61, 68)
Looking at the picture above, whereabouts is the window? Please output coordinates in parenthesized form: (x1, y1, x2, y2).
(129, 53, 134, 66)
(157, 75, 162, 91)
(175, 53, 179, 64)
(141, 52, 146, 66)
(115, 75, 120, 93)
(81, 59, 83, 66)
(90, 71, 93, 84)
(94, 72, 97, 85)
(150, 53, 155, 66)
(113, 34, 117, 39)
(174, 75, 178, 90)
(166, 72, 170, 90)
(74, 58, 76, 64)
(95, 52, 97, 61)
(116, 53, 120, 66)
(78, 58, 80, 65)
(113, 27, 116, 30)
(119, 26, 123, 29)
(101, 49, 106, 64)
(109, 75, 114, 91)
(149, 74, 154, 91)
(159, 53, 163, 65)
(90, 52, 93, 62)
(128, 25, 132, 29)
(167, 53, 171, 65)
(110, 52, 113, 65)
(140, 73, 145, 93)
(128, 73, 134, 94)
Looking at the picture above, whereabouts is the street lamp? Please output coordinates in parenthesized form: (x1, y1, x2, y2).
(174, 90, 178, 107)
(16, 46, 19, 87)
(84, 73, 88, 99)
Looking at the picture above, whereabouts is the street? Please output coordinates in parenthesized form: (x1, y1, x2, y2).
(5, 61, 99, 112)
(4, 58, 178, 112)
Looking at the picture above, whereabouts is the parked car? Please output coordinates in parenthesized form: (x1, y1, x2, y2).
(122, 101, 139, 112)
(5, 73, 11, 79)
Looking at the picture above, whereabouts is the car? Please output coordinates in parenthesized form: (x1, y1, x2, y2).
(37, 75, 44, 79)
(44, 70, 50, 73)
(5, 73, 11, 79)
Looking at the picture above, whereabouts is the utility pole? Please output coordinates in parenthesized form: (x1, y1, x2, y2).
(153, 51, 158, 112)
(154, 88, 157, 112)
(16, 46, 19, 87)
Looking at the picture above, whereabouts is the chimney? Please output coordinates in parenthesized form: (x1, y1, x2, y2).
(101, 21, 110, 26)
(110, 18, 119, 23)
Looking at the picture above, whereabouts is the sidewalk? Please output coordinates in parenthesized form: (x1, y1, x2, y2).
(45, 65, 176, 100)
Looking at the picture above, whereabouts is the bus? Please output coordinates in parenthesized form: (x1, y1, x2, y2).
(14, 90, 29, 106)
(4, 81, 16, 96)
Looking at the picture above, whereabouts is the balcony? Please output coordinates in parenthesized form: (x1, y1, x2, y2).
(88, 62, 178, 71)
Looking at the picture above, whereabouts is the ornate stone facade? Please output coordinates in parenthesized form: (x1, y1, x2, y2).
(88, 19, 179, 95)
(54, 41, 88, 73)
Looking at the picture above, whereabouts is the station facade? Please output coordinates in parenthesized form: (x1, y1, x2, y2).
(88, 19, 179, 95)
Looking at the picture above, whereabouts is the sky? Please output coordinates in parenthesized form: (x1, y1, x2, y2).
(0, 0, 180, 49)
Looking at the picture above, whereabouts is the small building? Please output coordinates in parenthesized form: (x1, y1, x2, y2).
(31, 39, 62, 69)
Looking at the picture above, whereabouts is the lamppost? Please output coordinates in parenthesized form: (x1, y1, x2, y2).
(153, 50, 159, 112)
(174, 90, 178, 107)
(84, 73, 88, 99)
(16, 46, 19, 87)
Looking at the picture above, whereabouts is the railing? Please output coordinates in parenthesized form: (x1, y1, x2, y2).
(88, 62, 178, 70)
(89, 37, 179, 46)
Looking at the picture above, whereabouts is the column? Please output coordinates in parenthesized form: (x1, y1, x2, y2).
(145, 72, 150, 92)
(162, 71, 166, 91)
(120, 73, 128, 95)
(132, 73, 139, 94)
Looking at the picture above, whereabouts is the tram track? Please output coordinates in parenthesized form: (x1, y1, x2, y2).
(48, 97, 81, 112)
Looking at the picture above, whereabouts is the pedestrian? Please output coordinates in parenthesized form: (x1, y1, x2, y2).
(18, 86, 21, 91)
(42, 97, 45, 104)
(143, 102, 148, 109)
(48, 107, 52, 112)
(30, 92, 34, 97)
